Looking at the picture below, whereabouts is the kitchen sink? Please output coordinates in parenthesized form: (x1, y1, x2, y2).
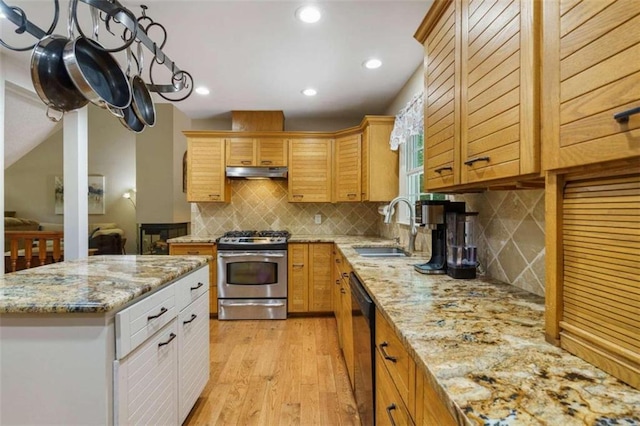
(354, 246, 410, 257)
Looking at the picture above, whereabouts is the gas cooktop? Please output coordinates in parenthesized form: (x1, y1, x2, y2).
(216, 230, 291, 249)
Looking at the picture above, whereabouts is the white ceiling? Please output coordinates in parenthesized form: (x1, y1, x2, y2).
(2, 0, 432, 165)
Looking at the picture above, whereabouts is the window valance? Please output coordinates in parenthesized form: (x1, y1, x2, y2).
(389, 91, 424, 151)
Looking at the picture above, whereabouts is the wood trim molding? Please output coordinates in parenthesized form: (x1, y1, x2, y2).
(414, 0, 455, 43)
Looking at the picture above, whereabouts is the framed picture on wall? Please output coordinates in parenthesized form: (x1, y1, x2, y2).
(55, 175, 106, 215)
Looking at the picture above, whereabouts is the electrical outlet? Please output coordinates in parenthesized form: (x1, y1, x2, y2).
(314, 214, 322, 224)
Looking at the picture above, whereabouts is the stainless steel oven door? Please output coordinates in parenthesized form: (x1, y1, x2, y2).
(217, 250, 287, 299)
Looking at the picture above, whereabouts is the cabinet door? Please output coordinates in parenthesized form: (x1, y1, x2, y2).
(309, 243, 333, 312)
(362, 117, 398, 202)
(334, 134, 362, 202)
(423, 0, 461, 190)
(415, 368, 457, 426)
(376, 351, 415, 426)
(256, 138, 288, 166)
(333, 248, 344, 347)
(187, 137, 229, 202)
(341, 278, 355, 388)
(542, 0, 640, 170)
(287, 243, 309, 312)
(460, 0, 539, 184)
(178, 292, 210, 424)
(288, 138, 333, 202)
(116, 319, 179, 426)
(226, 137, 256, 166)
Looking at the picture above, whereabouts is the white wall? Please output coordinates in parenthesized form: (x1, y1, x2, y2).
(385, 64, 423, 115)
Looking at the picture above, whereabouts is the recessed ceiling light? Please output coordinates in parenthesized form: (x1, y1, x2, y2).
(302, 88, 317, 96)
(296, 6, 321, 24)
(363, 58, 382, 69)
(195, 86, 210, 95)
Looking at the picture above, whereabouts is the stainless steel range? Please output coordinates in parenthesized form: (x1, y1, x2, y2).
(216, 230, 290, 320)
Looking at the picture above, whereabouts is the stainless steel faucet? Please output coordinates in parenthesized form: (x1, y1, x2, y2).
(384, 196, 418, 253)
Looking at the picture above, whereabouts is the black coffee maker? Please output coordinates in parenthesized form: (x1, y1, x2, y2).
(413, 200, 465, 275)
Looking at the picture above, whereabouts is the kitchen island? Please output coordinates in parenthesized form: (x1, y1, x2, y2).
(0, 255, 210, 425)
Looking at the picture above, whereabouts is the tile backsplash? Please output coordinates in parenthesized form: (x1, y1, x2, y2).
(381, 189, 545, 297)
(192, 179, 380, 236)
(192, 180, 545, 297)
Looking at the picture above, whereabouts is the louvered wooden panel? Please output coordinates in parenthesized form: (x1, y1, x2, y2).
(461, 0, 525, 183)
(309, 244, 333, 312)
(334, 134, 361, 202)
(543, 0, 640, 170)
(288, 138, 333, 202)
(560, 173, 640, 388)
(225, 138, 256, 166)
(424, 0, 459, 190)
(187, 137, 227, 203)
(256, 138, 287, 166)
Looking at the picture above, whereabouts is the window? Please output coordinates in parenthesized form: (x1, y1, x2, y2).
(398, 133, 425, 224)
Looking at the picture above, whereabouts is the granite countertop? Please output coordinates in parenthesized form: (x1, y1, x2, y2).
(330, 241, 640, 426)
(0, 255, 209, 314)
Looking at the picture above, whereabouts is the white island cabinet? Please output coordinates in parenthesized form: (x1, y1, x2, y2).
(0, 256, 210, 426)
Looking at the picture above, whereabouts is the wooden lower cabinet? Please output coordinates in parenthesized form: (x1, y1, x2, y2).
(287, 243, 333, 313)
(415, 368, 457, 426)
(169, 243, 218, 315)
(376, 350, 415, 426)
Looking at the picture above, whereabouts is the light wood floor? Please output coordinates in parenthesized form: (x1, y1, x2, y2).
(183, 316, 360, 426)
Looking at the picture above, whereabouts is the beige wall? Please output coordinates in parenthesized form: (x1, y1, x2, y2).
(192, 180, 380, 237)
(136, 104, 191, 224)
(5, 105, 138, 254)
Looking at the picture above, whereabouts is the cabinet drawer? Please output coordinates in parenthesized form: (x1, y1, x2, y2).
(116, 284, 176, 359)
(115, 318, 179, 426)
(375, 309, 415, 406)
(169, 244, 214, 256)
(178, 291, 210, 424)
(175, 266, 209, 312)
(376, 350, 414, 426)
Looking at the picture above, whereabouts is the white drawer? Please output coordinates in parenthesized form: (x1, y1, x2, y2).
(116, 284, 176, 359)
(115, 318, 179, 426)
(178, 291, 210, 424)
(175, 266, 209, 312)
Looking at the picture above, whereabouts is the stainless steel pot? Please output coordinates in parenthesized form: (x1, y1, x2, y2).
(30, 34, 89, 122)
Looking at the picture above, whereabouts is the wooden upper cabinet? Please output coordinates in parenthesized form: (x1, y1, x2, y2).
(460, 0, 540, 184)
(225, 137, 255, 166)
(225, 137, 288, 167)
(542, 0, 640, 170)
(186, 137, 229, 203)
(256, 138, 288, 166)
(415, 0, 541, 190)
(422, 0, 460, 191)
(334, 134, 362, 202)
(362, 117, 398, 202)
(288, 138, 333, 202)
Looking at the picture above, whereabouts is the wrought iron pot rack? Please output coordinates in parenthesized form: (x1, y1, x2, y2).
(0, 0, 191, 100)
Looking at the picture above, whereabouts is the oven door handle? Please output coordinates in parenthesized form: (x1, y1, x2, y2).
(222, 302, 286, 308)
(218, 252, 285, 258)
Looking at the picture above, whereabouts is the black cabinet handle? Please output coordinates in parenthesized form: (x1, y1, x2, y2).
(147, 307, 168, 320)
(379, 341, 397, 362)
(183, 314, 197, 325)
(340, 288, 346, 294)
(434, 166, 453, 174)
(336, 279, 341, 286)
(386, 403, 398, 426)
(342, 272, 348, 278)
(614, 106, 640, 123)
(190, 282, 204, 291)
(158, 333, 176, 347)
(464, 156, 490, 166)
(261, 160, 273, 165)
(241, 160, 252, 165)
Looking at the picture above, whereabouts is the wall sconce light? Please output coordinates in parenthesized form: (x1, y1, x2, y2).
(122, 188, 136, 208)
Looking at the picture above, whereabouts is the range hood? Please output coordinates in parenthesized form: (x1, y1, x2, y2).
(226, 166, 288, 179)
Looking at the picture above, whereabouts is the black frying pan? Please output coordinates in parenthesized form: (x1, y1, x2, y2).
(130, 43, 155, 127)
(30, 34, 89, 122)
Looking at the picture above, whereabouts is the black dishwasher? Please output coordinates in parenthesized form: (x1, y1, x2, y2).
(349, 272, 375, 426)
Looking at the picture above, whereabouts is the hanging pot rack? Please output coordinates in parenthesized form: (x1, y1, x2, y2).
(0, 0, 190, 97)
